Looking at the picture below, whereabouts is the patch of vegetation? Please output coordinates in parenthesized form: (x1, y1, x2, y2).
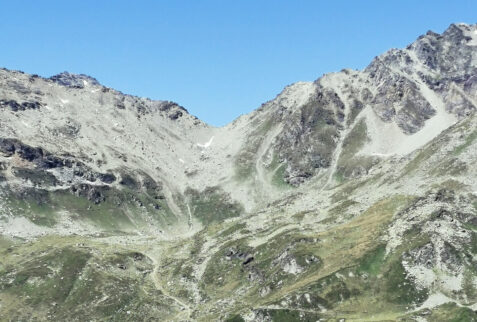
(469, 232, 477, 255)
(185, 186, 244, 225)
(262, 196, 421, 318)
(234, 162, 255, 182)
(12, 167, 58, 187)
(256, 308, 322, 322)
(267, 153, 292, 188)
(408, 302, 477, 322)
(0, 237, 180, 321)
(272, 164, 289, 188)
(0, 246, 91, 306)
(219, 223, 247, 238)
(341, 118, 368, 159)
(234, 119, 274, 181)
(281, 269, 358, 312)
(333, 170, 345, 184)
(328, 199, 359, 217)
(5, 189, 58, 227)
(201, 238, 252, 297)
(347, 99, 365, 126)
(4, 183, 178, 231)
(357, 244, 386, 276)
(383, 259, 428, 305)
(462, 270, 477, 302)
(356, 223, 431, 307)
(52, 190, 136, 230)
(453, 130, 477, 156)
(292, 211, 313, 222)
(225, 314, 245, 322)
(330, 176, 372, 204)
(430, 158, 467, 176)
(403, 142, 442, 175)
(431, 179, 466, 191)
(333, 119, 379, 183)
(0, 236, 13, 251)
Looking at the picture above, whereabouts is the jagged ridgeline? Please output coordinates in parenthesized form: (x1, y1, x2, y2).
(1, 23, 477, 321)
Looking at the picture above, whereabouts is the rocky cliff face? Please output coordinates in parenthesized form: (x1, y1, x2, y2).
(237, 23, 476, 188)
(0, 23, 477, 321)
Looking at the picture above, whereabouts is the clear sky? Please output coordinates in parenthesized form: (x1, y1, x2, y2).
(1, 1, 476, 126)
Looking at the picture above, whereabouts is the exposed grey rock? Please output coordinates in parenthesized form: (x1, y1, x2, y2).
(70, 183, 109, 204)
(405, 243, 436, 268)
(0, 99, 42, 112)
(49, 71, 100, 88)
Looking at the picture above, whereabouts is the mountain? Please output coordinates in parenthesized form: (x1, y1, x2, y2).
(0, 23, 476, 321)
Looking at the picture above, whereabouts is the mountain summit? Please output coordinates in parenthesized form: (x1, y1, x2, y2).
(49, 71, 101, 88)
(1, 23, 477, 321)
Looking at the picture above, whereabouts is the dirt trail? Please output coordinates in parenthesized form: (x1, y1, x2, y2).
(147, 251, 193, 321)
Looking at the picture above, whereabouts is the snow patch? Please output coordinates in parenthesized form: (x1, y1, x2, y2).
(197, 136, 214, 149)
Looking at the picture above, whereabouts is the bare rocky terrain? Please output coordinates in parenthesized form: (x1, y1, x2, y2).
(0, 23, 477, 321)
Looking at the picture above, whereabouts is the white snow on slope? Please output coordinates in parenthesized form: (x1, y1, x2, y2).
(197, 136, 214, 148)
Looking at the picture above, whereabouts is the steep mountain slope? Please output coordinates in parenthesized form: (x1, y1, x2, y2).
(0, 23, 476, 321)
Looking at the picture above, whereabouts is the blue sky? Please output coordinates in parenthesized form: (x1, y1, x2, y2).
(1, 1, 476, 126)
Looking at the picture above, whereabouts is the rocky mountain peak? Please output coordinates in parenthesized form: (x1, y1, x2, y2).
(49, 71, 101, 88)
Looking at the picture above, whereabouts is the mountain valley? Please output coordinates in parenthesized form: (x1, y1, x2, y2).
(1, 23, 477, 321)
